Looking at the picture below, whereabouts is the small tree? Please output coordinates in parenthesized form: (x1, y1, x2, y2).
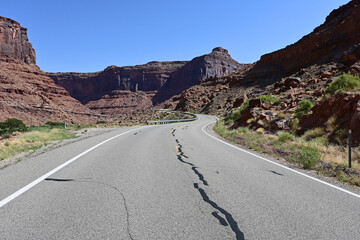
(0, 118, 27, 135)
(294, 100, 315, 118)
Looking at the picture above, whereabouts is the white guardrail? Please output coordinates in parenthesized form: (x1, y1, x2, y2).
(146, 109, 198, 124)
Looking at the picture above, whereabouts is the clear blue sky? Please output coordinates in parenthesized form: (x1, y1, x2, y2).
(3, 0, 350, 72)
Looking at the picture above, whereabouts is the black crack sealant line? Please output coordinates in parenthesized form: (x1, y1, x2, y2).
(173, 131, 244, 239)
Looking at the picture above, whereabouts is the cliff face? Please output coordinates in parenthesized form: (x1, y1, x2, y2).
(153, 47, 244, 103)
(49, 47, 245, 115)
(0, 17, 36, 64)
(0, 17, 99, 125)
(49, 61, 186, 104)
(247, 0, 360, 81)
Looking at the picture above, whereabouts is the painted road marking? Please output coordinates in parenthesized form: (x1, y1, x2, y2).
(201, 117, 360, 199)
(0, 126, 147, 208)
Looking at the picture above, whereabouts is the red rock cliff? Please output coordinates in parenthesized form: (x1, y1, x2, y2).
(0, 17, 99, 125)
(0, 17, 36, 64)
(247, 0, 360, 80)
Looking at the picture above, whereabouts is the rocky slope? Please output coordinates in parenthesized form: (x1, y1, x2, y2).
(0, 17, 99, 125)
(49, 47, 244, 116)
(171, 0, 360, 144)
(245, 0, 360, 83)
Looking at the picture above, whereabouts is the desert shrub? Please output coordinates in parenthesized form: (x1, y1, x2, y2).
(278, 132, 294, 143)
(294, 100, 315, 118)
(276, 112, 286, 119)
(1, 132, 11, 139)
(256, 128, 265, 134)
(237, 127, 249, 133)
(294, 147, 321, 169)
(335, 129, 348, 145)
(96, 120, 106, 124)
(225, 119, 234, 126)
(325, 73, 360, 95)
(224, 100, 249, 125)
(259, 95, 279, 103)
(0, 118, 27, 135)
(325, 116, 337, 133)
(303, 128, 325, 141)
(45, 121, 65, 127)
(289, 118, 300, 130)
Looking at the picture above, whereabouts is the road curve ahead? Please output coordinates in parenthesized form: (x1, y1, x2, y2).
(0, 115, 359, 239)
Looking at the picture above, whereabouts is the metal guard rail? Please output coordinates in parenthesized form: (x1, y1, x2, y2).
(146, 110, 198, 124)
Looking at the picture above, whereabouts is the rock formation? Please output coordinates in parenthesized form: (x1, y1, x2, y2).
(245, 0, 360, 83)
(49, 47, 245, 115)
(49, 61, 186, 104)
(0, 17, 36, 64)
(153, 47, 244, 103)
(0, 17, 99, 125)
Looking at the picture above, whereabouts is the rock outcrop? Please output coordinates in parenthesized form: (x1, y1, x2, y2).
(0, 17, 36, 64)
(246, 0, 360, 82)
(153, 47, 244, 103)
(49, 61, 186, 104)
(0, 17, 99, 125)
(49, 47, 245, 115)
(85, 90, 155, 116)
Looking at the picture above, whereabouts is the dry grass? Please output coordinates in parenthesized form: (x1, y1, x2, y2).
(214, 120, 360, 187)
(0, 128, 76, 161)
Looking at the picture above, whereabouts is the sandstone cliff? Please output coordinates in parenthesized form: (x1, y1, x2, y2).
(0, 17, 99, 125)
(49, 61, 186, 104)
(245, 0, 360, 82)
(49, 48, 245, 115)
(153, 47, 244, 103)
(0, 17, 36, 64)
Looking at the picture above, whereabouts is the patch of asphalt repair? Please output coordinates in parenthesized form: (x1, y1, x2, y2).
(173, 128, 244, 240)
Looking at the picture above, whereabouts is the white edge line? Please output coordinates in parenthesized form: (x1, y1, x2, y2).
(0, 126, 146, 208)
(201, 117, 360, 199)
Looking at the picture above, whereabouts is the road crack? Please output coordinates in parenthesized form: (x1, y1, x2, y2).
(173, 136, 245, 239)
(45, 178, 134, 240)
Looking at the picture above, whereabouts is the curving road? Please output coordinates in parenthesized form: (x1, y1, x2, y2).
(0, 115, 359, 239)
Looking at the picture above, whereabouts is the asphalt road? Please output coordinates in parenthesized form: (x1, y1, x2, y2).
(0, 115, 359, 240)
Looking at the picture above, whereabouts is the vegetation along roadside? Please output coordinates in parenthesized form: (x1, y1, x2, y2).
(214, 72, 360, 188)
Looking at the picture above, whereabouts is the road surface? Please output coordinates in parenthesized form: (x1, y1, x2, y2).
(0, 115, 359, 239)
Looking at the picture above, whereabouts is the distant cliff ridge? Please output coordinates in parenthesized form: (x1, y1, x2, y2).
(48, 61, 187, 104)
(153, 47, 245, 103)
(49, 47, 246, 115)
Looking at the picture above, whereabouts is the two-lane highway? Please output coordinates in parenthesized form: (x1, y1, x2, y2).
(0, 115, 359, 239)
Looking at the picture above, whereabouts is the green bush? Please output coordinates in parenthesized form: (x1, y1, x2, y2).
(278, 132, 294, 143)
(96, 120, 106, 124)
(289, 118, 300, 130)
(294, 147, 321, 169)
(45, 121, 65, 127)
(224, 100, 249, 125)
(259, 95, 279, 103)
(294, 100, 315, 118)
(303, 128, 325, 141)
(0, 118, 27, 135)
(237, 127, 249, 133)
(325, 73, 360, 95)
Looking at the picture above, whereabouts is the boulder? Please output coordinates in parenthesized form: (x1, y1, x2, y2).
(284, 77, 302, 88)
(249, 98, 262, 108)
(350, 61, 360, 77)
